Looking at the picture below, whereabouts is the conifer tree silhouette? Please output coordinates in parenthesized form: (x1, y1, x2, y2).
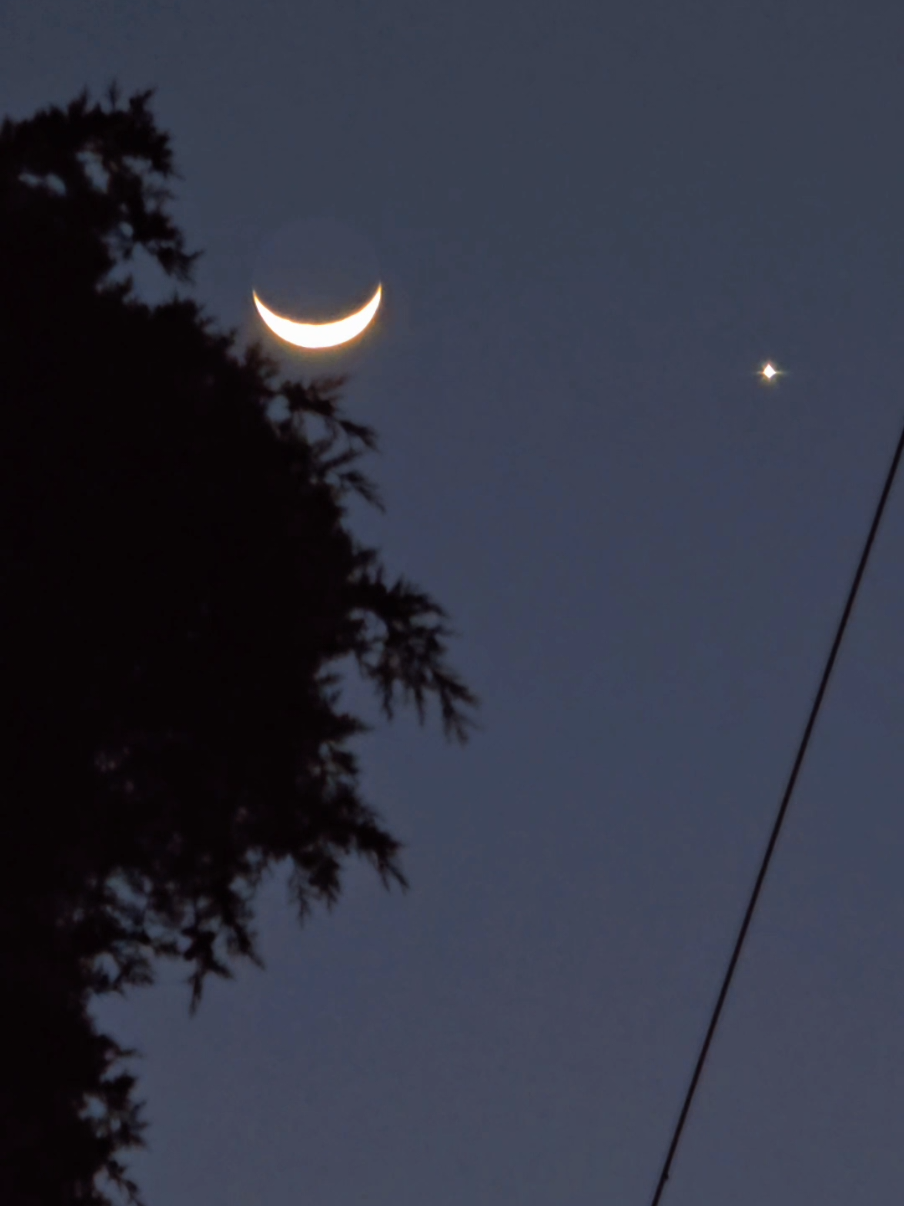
(0, 83, 479, 1206)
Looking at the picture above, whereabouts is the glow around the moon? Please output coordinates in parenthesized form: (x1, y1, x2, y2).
(252, 284, 382, 349)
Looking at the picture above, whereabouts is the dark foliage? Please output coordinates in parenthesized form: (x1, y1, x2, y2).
(0, 83, 479, 1205)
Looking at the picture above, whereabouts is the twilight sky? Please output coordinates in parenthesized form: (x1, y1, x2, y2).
(5, 2, 904, 1203)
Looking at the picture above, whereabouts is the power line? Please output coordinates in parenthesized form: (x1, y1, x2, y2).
(648, 410, 904, 1206)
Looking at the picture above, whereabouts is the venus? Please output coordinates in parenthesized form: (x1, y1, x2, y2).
(252, 284, 382, 350)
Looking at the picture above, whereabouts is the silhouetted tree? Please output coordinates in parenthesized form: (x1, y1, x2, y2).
(0, 84, 480, 1206)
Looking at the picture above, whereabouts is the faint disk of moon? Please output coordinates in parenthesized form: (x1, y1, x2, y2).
(253, 284, 382, 350)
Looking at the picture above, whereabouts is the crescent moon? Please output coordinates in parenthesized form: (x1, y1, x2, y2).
(252, 284, 382, 349)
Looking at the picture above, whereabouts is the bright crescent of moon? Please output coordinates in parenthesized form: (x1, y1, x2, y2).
(252, 284, 382, 349)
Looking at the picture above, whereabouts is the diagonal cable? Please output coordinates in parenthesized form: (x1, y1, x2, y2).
(648, 410, 904, 1206)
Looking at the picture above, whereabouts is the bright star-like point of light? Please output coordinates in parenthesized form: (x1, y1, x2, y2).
(760, 361, 781, 381)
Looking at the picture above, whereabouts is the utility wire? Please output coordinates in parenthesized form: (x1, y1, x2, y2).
(648, 410, 904, 1206)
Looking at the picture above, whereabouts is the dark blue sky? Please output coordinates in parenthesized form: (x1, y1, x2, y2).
(5, 2, 904, 1203)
